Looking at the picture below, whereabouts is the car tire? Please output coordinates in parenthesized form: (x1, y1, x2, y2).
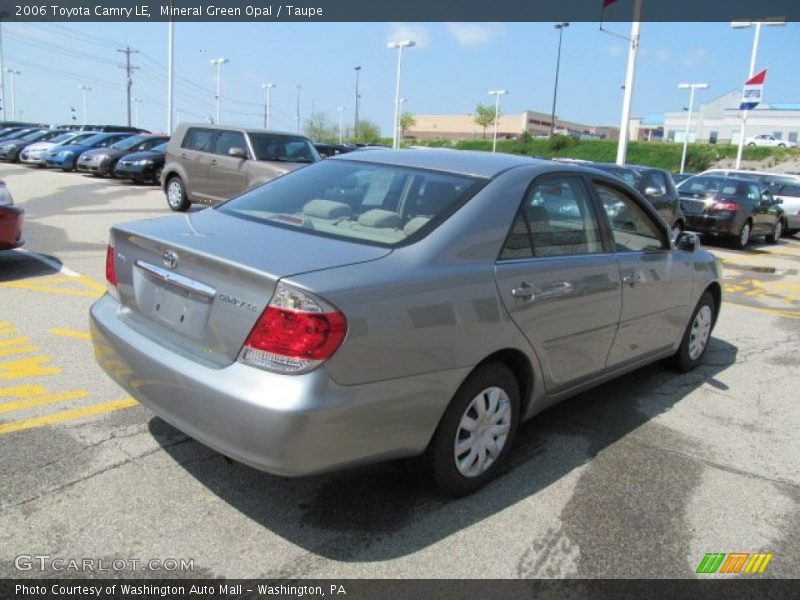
(166, 176, 190, 212)
(673, 291, 716, 373)
(427, 362, 520, 497)
(766, 220, 782, 244)
(778, 143, 786, 148)
(747, 143, 756, 147)
(733, 220, 751, 250)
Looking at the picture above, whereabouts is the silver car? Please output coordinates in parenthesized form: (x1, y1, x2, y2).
(91, 150, 722, 496)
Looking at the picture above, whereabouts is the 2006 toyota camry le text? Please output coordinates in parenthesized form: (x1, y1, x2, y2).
(90, 149, 722, 496)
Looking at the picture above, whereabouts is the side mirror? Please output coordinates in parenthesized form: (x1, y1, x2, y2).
(644, 186, 664, 197)
(228, 147, 247, 159)
(675, 231, 699, 252)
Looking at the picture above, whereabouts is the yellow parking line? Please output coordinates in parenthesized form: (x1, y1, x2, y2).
(0, 356, 61, 379)
(0, 385, 48, 398)
(0, 390, 88, 414)
(0, 336, 30, 348)
(726, 301, 800, 320)
(0, 345, 38, 357)
(49, 328, 92, 341)
(0, 397, 139, 435)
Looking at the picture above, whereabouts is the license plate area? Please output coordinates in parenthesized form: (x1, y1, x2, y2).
(133, 261, 215, 340)
(681, 200, 706, 215)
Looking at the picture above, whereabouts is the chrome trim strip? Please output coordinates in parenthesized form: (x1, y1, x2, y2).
(135, 260, 216, 298)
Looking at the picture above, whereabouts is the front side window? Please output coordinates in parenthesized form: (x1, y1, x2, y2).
(218, 159, 481, 247)
(500, 176, 604, 260)
(213, 131, 247, 156)
(595, 183, 666, 253)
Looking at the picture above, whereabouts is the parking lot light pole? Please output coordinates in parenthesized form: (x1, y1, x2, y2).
(732, 19, 785, 169)
(262, 83, 275, 129)
(550, 23, 569, 138)
(354, 66, 361, 140)
(78, 85, 91, 125)
(5, 68, 20, 120)
(678, 82, 709, 174)
(387, 40, 415, 150)
(615, 0, 642, 166)
(210, 57, 229, 124)
(488, 89, 507, 153)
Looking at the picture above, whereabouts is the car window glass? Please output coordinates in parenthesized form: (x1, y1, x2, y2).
(643, 171, 667, 194)
(213, 131, 247, 156)
(182, 128, 214, 152)
(747, 185, 761, 201)
(499, 176, 603, 260)
(777, 185, 800, 197)
(248, 133, 319, 163)
(595, 183, 666, 253)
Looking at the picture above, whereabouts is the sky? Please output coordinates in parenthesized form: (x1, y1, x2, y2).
(1, 21, 799, 135)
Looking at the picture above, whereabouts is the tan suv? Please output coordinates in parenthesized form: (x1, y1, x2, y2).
(161, 123, 320, 211)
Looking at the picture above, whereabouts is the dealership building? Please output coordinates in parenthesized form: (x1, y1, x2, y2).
(634, 91, 800, 145)
(406, 110, 619, 141)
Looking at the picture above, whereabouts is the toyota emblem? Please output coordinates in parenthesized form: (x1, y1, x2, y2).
(162, 250, 179, 270)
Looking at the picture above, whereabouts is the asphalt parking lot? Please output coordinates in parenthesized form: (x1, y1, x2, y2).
(0, 162, 798, 579)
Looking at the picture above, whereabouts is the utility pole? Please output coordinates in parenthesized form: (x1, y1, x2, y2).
(354, 66, 361, 140)
(118, 46, 140, 127)
(0, 22, 5, 121)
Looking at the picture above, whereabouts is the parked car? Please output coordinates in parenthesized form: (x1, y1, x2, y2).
(0, 129, 67, 162)
(314, 143, 356, 158)
(114, 142, 168, 184)
(772, 182, 800, 237)
(20, 132, 99, 167)
(677, 175, 784, 248)
(744, 134, 796, 148)
(672, 172, 694, 185)
(76, 134, 170, 177)
(78, 125, 150, 133)
(0, 181, 24, 250)
(0, 127, 39, 142)
(161, 123, 321, 211)
(585, 163, 685, 240)
(44, 132, 135, 172)
(92, 150, 722, 496)
(700, 169, 800, 189)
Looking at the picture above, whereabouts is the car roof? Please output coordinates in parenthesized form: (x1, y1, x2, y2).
(328, 148, 542, 178)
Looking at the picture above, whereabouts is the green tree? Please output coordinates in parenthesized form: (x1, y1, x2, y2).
(303, 112, 337, 142)
(354, 119, 381, 143)
(474, 103, 498, 139)
(399, 112, 417, 139)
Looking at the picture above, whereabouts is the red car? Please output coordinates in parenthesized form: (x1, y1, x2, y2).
(0, 181, 24, 250)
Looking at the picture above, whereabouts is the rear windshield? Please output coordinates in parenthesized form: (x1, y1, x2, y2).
(678, 176, 741, 195)
(218, 159, 483, 247)
(248, 133, 320, 163)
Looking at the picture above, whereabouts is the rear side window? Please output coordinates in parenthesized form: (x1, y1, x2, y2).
(213, 131, 247, 156)
(595, 184, 666, 253)
(500, 176, 604, 260)
(218, 159, 482, 247)
(642, 171, 668, 195)
(182, 128, 214, 152)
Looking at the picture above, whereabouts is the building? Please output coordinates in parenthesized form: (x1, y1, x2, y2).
(406, 110, 619, 141)
(662, 91, 800, 145)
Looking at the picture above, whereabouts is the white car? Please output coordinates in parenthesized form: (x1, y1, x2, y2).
(773, 182, 800, 236)
(744, 134, 796, 148)
(19, 131, 98, 166)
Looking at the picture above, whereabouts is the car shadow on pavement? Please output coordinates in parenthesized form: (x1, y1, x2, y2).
(151, 336, 738, 564)
(0, 249, 62, 282)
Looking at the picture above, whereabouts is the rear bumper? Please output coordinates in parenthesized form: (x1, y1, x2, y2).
(684, 213, 738, 236)
(0, 205, 24, 250)
(90, 295, 463, 476)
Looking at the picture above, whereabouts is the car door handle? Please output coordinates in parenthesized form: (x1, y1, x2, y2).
(511, 282, 536, 301)
(622, 271, 642, 285)
(209, 159, 218, 165)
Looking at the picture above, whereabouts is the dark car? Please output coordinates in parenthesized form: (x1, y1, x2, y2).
(0, 181, 24, 250)
(114, 142, 168, 184)
(672, 172, 694, 185)
(77, 134, 170, 177)
(79, 125, 150, 133)
(0, 127, 39, 141)
(589, 163, 685, 239)
(314, 143, 356, 158)
(677, 175, 784, 248)
(0, 129, 67, 162)
(44, 132, 135, 172)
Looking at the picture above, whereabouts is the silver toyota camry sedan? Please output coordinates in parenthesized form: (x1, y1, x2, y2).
(90, 149, 722, 496)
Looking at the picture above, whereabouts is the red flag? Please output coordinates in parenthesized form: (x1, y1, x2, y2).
(603, 0, 618, 6)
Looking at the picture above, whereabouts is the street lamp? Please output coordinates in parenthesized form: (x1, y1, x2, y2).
(78, 85, 92, 125)
(488, 89, 508, 153)
(209, 57, 229, 124)
(677, 83, 709, 174)
(262, 83, 275, 129)
(295, 85, 301, 133)
(337, 106, 345, 143)
(550, 22, 569, 138)
(354, 66, 361, 140)
(5, 69, 20, 120)
(731, 19, 785, 169)
(133, 97, 142, 128)
(387, 40, 415, 149)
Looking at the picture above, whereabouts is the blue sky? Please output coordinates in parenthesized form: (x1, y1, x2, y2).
(2, 21, 798, 134)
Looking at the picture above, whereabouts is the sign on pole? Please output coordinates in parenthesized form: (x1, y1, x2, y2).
(740, 69, 767, 110)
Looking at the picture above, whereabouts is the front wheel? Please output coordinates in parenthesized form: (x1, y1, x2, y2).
(673, 291, 716, 372)
(166, 176, 190, 212)
(427, 363, 520, 497)
(766, 220, 782, 244)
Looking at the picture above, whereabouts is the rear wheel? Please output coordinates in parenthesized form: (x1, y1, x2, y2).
(766, 220, 782, 244)
(733, 220, 751, 249)
(427, 363, 520, 497)
(166, 176, 190, 212)
(673, 291, 715, 372)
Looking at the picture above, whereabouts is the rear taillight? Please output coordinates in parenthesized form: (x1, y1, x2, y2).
(713, 200, 739, 211)
(105, 243, 119, 299)
(239, 282, 347, 374)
